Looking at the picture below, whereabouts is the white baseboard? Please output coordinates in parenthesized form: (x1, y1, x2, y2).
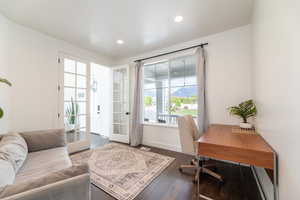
(142, 141, 182, 152)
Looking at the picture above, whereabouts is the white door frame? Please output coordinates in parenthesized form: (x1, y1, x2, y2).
(58, 53, 91, 153)
(110, 65, 130, 144)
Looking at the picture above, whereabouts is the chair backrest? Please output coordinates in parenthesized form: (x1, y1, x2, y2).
(178, 115, 199, 155)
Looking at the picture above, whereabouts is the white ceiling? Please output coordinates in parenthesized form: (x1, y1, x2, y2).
(0, 0, 253, 60)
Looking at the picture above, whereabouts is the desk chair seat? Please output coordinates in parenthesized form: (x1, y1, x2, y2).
(178, 115, 223, 183)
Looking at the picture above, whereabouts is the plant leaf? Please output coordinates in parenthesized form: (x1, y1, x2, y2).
(0, 78, 12, 86)
(65, 97, 79, 125)
(0, 107, 3, 119)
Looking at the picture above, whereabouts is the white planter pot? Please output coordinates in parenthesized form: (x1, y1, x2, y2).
(66, 123, 76, 132)
(239, 122, 252, 129)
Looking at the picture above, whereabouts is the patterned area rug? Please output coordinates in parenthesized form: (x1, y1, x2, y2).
(71, 143, 175, 200)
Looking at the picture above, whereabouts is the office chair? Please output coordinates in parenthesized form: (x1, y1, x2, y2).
(178, 115, 223, 183)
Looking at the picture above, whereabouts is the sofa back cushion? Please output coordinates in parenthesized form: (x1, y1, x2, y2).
(0, 133, 28, 187)
(20, 129, 66, 152)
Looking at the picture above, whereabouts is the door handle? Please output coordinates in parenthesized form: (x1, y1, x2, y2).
(97, 105, 100, 114)
(125, 112, 130, 115)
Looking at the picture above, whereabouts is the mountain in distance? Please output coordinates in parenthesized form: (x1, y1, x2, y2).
(144, 86, 197, 97)
(172, 86, 197, 97)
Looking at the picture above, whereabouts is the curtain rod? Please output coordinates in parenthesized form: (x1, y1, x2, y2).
(134, 42, 208, 63)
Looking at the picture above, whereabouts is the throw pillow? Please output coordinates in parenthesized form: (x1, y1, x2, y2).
(0, 133, 28, 173)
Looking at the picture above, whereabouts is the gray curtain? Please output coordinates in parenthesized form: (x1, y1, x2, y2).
(196, 47, 208, 136)
(130, 61, 143, 146)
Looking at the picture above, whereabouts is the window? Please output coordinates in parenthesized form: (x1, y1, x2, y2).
(63, 58, 88, 133)
(143, 55, 197, 125)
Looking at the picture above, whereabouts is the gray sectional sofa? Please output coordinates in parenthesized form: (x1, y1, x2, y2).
(0, 129, 90, 200)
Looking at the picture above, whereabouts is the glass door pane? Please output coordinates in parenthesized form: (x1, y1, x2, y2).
(111, 66, 129, 143)
(63, 58, 88, 145)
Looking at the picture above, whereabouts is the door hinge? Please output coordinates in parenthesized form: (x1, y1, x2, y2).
(58, 58, 61, 63)
(58, 113, 60, 118)
(58, 85, 61, 91)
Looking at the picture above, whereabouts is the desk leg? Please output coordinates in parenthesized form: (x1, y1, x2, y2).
(197, 165, 200, 200)
(196, 158, 200, 200)
(273, 153, 278, 200)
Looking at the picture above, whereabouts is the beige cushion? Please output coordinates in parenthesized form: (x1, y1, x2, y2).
(15, 147, 72, 184)
(20, 129, 66, 152)
(0, 164, 89, 199)
(0, 133, 28, 173)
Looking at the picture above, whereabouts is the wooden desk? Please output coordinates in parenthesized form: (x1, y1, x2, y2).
(197, 124, 278, 200)
(198, 124, 275, 169)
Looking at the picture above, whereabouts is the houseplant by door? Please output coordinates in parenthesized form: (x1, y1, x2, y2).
(65, 98, 79, 132)
(0, 77, 12, 119)
(228, 99, 257, 129)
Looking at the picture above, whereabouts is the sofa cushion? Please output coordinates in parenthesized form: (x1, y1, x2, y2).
(0, 133, 28, 173)
(20, 129, 66, 152)
(15, 147, 72, 184)
(0, 164, 89, 199)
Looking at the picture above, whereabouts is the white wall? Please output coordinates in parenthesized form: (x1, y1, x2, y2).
(119, 25, 253, 151)
(252, 0, 300, 199)
(0, 12, 113, 132)
(0, 14, 11, 134)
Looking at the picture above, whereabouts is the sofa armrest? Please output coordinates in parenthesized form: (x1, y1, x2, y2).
(0, 164, 90, 200)
(20, 129, 66, 152)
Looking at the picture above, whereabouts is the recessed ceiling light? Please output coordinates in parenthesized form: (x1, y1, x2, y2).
(116, 40, 124, 44)
(174, 16, 183, 23)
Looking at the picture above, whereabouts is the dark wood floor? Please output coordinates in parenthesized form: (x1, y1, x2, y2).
(66, 131, 109, 148)
(87, 134, 262, 200)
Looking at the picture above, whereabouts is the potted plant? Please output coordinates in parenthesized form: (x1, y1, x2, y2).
(65, 98, 79, 132)
(0, 77, 12, 119)
(228, 99, 257, 129)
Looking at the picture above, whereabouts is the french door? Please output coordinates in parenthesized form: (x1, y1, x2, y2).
(58, 55, 90, 153)
(111, 65, 130, 143)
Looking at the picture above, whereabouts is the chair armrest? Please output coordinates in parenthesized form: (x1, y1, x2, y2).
(0, 164, 90, 200)
(20, 129, 66, 152)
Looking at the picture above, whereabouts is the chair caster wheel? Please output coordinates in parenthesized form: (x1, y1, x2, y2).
(219, 179, 225, 186)
(179, 168, 183, 173)
(213, 167, 218, 172)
